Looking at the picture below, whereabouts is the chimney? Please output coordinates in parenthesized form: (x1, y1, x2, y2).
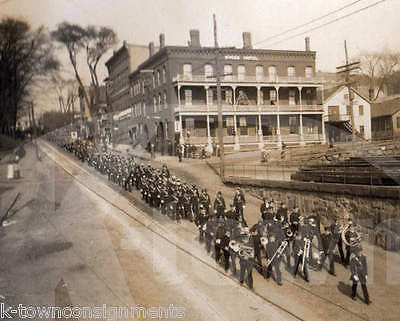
(242, 32, 252, 49)
(189, 29, 200, 47)
(305, 37, 310, 51)
(149, 42, 155, 57)
(159, 33, 165, 48)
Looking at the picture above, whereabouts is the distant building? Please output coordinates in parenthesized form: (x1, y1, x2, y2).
(105, 42, 151, 112)
(323, 85, 371, 142)
(371, 95, 400, 140)
(126, 31, 325, 152)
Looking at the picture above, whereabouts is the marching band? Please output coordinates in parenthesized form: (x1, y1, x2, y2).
(62, 139, 371, 305)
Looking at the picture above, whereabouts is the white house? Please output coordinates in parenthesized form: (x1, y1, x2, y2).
(323, 85, 371, 142)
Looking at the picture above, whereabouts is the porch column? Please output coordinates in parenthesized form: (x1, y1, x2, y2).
(178, 85, 184, 144)
(321, 88, 326, 144)
(232, 86, 240, 151)
(299, 86, 305, 146)
(257, 86, 264, 149)
(276, 86, 282, 148)
(205, 85, 213, 153)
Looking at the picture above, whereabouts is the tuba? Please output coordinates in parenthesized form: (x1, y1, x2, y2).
(341, 223, 362, 247)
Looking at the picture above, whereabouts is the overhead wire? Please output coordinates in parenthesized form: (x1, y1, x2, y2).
(263, 0, 388, 48)
(254, 0, 366, 46)
(182, 0, 388, 76)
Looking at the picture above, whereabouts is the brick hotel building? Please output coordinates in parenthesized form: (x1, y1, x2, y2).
(113, 30, 326, 152)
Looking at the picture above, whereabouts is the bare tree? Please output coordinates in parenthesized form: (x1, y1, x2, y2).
(51, 22, 93, 121)
(52, 22, 117, 122)
(359, 49, 400, 100)
(375, 50, 400, 99)
(84, 25, 117, 114)
(50, 74, 78, 117)
(0, 17, 59, 137)
(359, 51, 381, 95)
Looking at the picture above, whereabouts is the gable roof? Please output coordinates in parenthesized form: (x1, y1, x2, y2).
(322, 85, 370, 104)
(371, 95, 400, 118)
(323, 85, 343, 101)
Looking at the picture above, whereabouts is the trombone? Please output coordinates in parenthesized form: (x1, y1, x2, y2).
(266, 240, 288, 268)
(302, 238, 311, 272)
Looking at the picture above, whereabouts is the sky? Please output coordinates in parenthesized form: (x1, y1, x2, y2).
(1, 0, 400, 112)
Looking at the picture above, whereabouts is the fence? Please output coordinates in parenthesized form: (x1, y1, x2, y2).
(224, 164, 297, 182)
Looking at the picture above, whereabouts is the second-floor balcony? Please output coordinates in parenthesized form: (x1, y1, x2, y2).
(323, 114, 351, 122)
(174, 104, 324, 114)
(172, 74, 324, 86)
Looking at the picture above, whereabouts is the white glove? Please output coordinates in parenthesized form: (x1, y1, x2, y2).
(354, 275, 359, 282)
(365, 275, 368, 280)
(216, 239, 221, 245)
(243, 205, 246, 209)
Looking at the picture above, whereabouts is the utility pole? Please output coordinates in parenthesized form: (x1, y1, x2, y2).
(336, 40, 360, 143)
(213, 14, 225, 179)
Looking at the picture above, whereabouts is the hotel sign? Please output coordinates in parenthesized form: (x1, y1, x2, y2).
(224, 55, 259, 61)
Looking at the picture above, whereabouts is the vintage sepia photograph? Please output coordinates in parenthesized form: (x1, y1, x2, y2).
(1, 0, 400, 320)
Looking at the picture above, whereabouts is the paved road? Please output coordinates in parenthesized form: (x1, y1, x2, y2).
(0, 142, 300, 321)
(1, 141, 399, 321)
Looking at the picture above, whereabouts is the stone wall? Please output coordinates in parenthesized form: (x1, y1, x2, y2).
(225, 177, 400, 251)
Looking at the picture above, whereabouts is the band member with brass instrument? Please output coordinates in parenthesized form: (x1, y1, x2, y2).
(272, 214, 291, 268)
(260, 197, 272, 221)
(320, 218, 345, 275)
(229, 230, 241, 276)
(233, 186, 246, 222)
(238, 228, 255, 289)
(289, 207, 300, 234)
(215, 218, 230, 271)
(265, 233, 284, 285)
(343, 221, 360, 265)
(350, 246, 370, 304)
(304, 216, 324, 268)
(205, 216, 217, 253)
(293, 217, 310, 282)
(249, 221, 263, 274)
(214, 191, 226, 219)
(195, 204, 209, 242)
(276, 201, 288, 224)
(200, 188, 211, 214)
